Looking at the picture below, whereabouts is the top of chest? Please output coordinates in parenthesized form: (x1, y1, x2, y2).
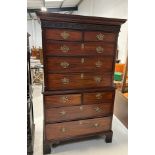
(37, 12, 126, 33)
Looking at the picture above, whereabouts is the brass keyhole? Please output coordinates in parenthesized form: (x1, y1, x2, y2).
(60, 127, 66, 133)
(81, 43, 84, 49)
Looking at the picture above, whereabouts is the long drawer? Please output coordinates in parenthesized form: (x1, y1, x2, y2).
(44, 94, 81, 108)
(45, 103, 113, 123)
(46, 56, 113, 73)
(45, 42, 115, 56)
(45, 117, 112, 141)
(46, 73, 112, 90)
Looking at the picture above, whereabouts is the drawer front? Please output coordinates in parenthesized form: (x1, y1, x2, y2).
(84, 42, 115, 55)
(83, 92, 114, 104)
(47, 57, 113, 73)
(44, 94, 81, 108)
(45, 117, 112, 141)
(45, 29, 82, 41)
(45, 42, 114, 56)
(45, 103, 113, 123)
(46, 42, 82, 55)
(84, 31, 116, 42)
(47, 73, 112, 90)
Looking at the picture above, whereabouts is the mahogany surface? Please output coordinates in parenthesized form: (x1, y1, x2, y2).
(44, 94, 81, 108)
(47, 73, 112, 90)
(45, 41, 115, 56)
(45, 28, 82, 41)
(45, 103, 113, 123)
(37, 12, 126, 154)
(45, 117, 112, 141)
(84, 31, 116, 42)
(46, 56, 113, 73)
(83, 92, 114, 104)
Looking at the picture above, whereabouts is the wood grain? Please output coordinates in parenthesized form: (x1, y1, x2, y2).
(45, 42, 115, 56)
(44, 94, 81, 108)
(37, 12, 126, 147)
(45, 29, 82, 41)
(37, 12, 126, 26)
(84, 42, 115, 55)
(84, 31, 116, 42)
(46, 56, 113, 73)
(47, 73, 112, 90)
(45, 103, 113, 123)
(43, 87, 115, 95)
(83, 92, 113, 104)
(45, 117, 112, 141)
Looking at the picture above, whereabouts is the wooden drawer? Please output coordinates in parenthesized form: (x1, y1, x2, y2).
(44, 94, 81, 108)
(84, 42, 115, 55)
(47, 73, 112, 90)
(45, 103, 113, 123)
(84, 31, 116, 42)
(45, 29, 82, 41)
(45, 117, 112, 141)
(46, 56, 113, 73)
(46, 42, 82, 55)
(45, 42, 115, 56)
(83, 92, 114, 104)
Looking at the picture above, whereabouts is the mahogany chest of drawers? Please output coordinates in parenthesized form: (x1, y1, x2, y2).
(37, 12, 126, 154)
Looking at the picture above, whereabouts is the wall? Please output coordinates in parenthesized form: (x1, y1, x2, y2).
(74, 0, 128, 63)
(27, 20, 42, 48)
(27, 0, 128, 62)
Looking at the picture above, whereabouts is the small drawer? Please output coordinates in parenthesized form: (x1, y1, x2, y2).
(45, 29, 82, 41)
(83, 92, 114, 104)
(44, 94, 81, 108)
(46, 42, 82, 55)
(84, 42, 115, 55)
(45, 117, 112, 141)
(45, 103, 113, 123)
(84, 31, 116, 42)
(46, 56, 113, 73)
(47, 73, 112, 90)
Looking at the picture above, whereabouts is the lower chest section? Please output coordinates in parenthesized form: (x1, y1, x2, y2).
(44, 90, 115, 142)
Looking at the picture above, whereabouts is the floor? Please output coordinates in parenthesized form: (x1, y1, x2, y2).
(32, 85, 128, 155)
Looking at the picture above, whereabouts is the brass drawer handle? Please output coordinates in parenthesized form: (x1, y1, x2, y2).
(61, 78, 69, 84)
(95, 60, 103, 68)
(60, 45, 70, 53)
(61, 96, 69, 103)
(60, 127, 66, 133)
(79, 121, 83, 125)
(81, 58, 85, 63)
(96, 33, 104, 40)
(80, 73, 84, 79)
(60, 61, 69, 68)
(79, 106, 83, 111)
(94, 107, 101, 112)
(96, 46, 104, 53)
(60, 110, 66, 116)
(60, 31, 70, 40)
(93, 123, 100, 128)
(81, 43, 84, 49)
(96, 93, 102, 99)
(94, 76, 102, 84)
